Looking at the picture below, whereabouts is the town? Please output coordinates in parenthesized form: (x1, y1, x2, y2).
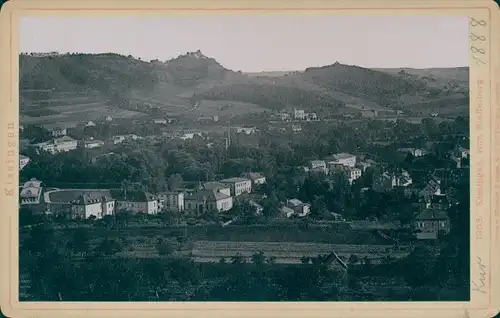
(19, 109, 470, 301)
(17, 14, 471, 303)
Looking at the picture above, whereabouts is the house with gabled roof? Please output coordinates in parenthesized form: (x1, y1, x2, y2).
(184, 189, 233, 215)
(203, 182, 231, 196)
(20, 178, 43, 207)
(413, 208, 450, 240)
(70, 194, 115, 220)
(286, 199, 311, 217)
(241, 172, 266, 186)
(112, 190, 158, 215)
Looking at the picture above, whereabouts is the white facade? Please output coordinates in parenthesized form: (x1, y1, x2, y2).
(84, 140, 104, 149)
(116, 200, 158, 214)
(34, 136, 78, 154)
(153, 119, 167, 124)
(293, 109, 306, 120)
(220, 178, 252, 196)
(71, 202, 102, 219)
(51, 128, 67, 137)
(19, 155, 30, 170)
(310, 160, 327, 169)
(348, 167, 362, 184)
(158, 192, 185, 212)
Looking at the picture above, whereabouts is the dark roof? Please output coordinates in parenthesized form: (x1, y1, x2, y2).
(220, 177, 251, 184)
(71, 194, 114, 205)
(203, 182, 230, 191)
(111, 190, 157, 202)
(242, 172, 265, 180)
(48, 189, 112, 203)
(323, 252, 348, 270)
(415, 209, 449, 220)
(186, 189, 231, 201)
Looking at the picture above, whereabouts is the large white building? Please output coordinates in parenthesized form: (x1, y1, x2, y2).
(19, 154, 30, 170)
(203, 182, 232, 196)
(34, 136, 78, 154)
(158, 191, 185, 212)
(114, 190, 159, 214)
(347, 167, 362, 184)
(70, 194, 115, 219)
(184, 189, 233, 215)
(330, 153, 356, 168)
(220, 177, 252, 196)
(20, 178, 43, 206)
(293, 109, 306, 120)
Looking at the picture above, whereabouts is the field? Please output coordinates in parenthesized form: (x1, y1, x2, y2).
(188, 241, 410, 264)
(195, 100, 267, 117)
(20, 102, 147, 130)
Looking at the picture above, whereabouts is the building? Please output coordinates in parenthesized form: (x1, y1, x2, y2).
(291, 124, 302, 132)
(347, 167, 362, 184)
(248, 200, 264, 214)
(113, 135, 126, 144)
(20, 178, 43, 206)
(157, 191, 184, 212)
(330, 153, 356, 168)
(81, 138, 105, 149)
(113, 190, 159, 215)
(397, 148, 426, 157)
(19, 154, 30, 170)
(70, 194, 115, 220)
(356, 160, 376, 172)
(43, 189, 112, 216)
(113, 134, 140, 144)
(220, 177, 252, 196)
(153, 118, 168, 125)
(457, 146, 470, 159)
(241, 172, 266, 186)
(418, 177, 442, 200)
(234, 127, 257, 135)
(310, 160, 327, 170)
(184, 189, 233, 215)
(34, 136, 78, 154)
(286, 199, 311, 217)
(277, 113, 291, 121)
(373, 170, 412, 192)
(203, 182, 232, 196)
(279, 206, 295, 218)
(293, 109, 306, 120)
(51, 127, 67, 138)
(413, 209, 451, 239)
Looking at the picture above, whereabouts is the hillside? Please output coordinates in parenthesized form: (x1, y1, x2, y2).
(19, 52, 469, 127)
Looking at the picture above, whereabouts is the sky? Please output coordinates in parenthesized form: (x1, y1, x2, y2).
(19, 15, 468, 72)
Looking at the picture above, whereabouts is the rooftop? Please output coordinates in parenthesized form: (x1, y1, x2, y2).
(111, 190, 157, 202)
(71, 194, 114, 205)
(187, 189, 231, 201)
(243, 172, 265, 180)
(54, 136, 76, 144)
(203, 182, 230, 190)
(47, 189, 112, 203)
(220, 177, 251, 184)
(415, 209, 449, 221)
(333, 153, 356, 160)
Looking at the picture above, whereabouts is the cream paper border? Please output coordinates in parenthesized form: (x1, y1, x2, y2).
(0, 0, 499, 317)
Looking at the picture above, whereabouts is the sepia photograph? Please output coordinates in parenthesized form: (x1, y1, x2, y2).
(15, 13, 473, 303)
(1, 1, 497, 315)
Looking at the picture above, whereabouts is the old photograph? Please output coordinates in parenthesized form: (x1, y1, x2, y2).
(17, 15, 470, 302)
